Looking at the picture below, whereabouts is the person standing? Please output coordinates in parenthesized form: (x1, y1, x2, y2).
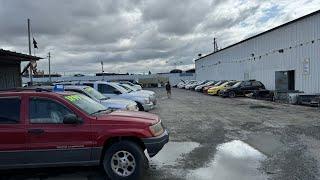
(165, 81, 171, 98)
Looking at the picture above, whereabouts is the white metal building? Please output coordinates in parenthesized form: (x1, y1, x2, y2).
(195, 10, 320, 93)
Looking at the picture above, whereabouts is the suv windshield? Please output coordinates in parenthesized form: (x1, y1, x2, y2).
(83, 87, 108, 100)
(119, 84, 133, 93)
(63, 93, 109, 115)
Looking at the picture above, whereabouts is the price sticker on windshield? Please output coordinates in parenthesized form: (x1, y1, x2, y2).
(64, 95, 82, 102)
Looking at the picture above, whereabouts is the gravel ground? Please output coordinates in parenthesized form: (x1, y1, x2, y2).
(1, 88, 320, 180)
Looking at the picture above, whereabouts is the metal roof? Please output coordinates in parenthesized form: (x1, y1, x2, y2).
(195, 9, 320, 62)
(0, 49, 43, 62)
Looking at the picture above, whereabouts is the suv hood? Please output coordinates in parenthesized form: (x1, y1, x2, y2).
(96, 111, 159, 125)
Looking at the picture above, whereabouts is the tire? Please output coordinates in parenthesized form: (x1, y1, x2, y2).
(228, 91, 236, 98)
(136, 102, 144, 111)
(216, 90, 220, 96)
(103, 141, 146, 180)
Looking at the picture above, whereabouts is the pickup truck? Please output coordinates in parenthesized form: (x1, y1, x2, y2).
(0, 88, 169, 179)
(79, 81, 155, 111)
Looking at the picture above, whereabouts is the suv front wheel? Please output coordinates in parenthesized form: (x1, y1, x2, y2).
(103, 141, 146, 180)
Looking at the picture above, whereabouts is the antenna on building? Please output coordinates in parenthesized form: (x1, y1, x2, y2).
(213, 37, 219, 52)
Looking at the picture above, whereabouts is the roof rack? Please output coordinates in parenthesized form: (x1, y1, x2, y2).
(0, 87, 52, 93)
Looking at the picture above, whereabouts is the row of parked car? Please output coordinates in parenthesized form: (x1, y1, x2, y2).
(0, 81, 168, 179)
(52, 81, 157, 112)
(177, 79, 266, 98)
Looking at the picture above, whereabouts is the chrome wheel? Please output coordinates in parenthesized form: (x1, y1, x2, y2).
(111, 150, 136, 177)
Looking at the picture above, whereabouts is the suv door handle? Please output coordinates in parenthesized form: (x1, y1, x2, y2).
(28, 129, 45, 135)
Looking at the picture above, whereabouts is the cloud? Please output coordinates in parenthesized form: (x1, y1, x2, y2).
(0, 0, 319, 75)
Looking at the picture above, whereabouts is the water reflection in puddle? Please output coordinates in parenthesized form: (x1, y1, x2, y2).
(150, 142, 200, 168)
(187, 140, 268, 180)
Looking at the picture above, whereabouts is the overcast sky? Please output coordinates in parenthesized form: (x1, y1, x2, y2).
(0, 0, 319, 75)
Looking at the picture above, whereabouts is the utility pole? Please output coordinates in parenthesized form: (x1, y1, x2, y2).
(48, 52, 51, 82)
(27, 18, 33, 85)
(213, 37, 219, 52)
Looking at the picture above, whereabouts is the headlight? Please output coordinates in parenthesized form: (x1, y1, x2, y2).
(126, 104, 139, 111)
(149, 120, 164, 137)
(144, 98, 150, 104)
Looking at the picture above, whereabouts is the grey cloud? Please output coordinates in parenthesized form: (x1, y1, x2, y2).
(141, 0, 212, 35)
(0, 0, 319, 74)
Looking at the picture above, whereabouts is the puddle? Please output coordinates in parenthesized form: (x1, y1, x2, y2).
(186, 140, 268, 180)
(150, 142, 200, 168)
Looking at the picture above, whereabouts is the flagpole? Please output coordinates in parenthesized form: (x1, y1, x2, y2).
(27, 18, 33, 85)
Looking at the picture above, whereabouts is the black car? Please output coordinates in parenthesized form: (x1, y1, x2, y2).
(220, 80, 265, 98)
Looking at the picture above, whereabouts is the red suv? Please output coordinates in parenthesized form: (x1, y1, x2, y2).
(0, 89, 169, 179)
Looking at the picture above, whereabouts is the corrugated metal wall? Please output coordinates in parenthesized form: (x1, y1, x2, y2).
(0, 64, 22, 89)
(196, 12, 320, 93)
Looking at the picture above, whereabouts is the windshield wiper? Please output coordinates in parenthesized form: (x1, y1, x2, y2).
(100, 97, 110, 100)
(90, 109, 111, 115)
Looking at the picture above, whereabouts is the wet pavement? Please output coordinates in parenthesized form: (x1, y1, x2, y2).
(1, 88, 320, 179)
(186, 140, 268, 180)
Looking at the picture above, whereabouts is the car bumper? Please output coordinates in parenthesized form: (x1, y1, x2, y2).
(142, 130, 169, 157)
(150, 97, 157, 105)
(143, 102, 155, 111)
(207, 90, 217, 95)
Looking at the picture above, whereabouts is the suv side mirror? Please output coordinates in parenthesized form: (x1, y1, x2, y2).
(63, 114, 82, 124)
(113, 90, 121, 95)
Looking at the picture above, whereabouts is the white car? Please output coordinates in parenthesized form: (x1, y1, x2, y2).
(31, 85, 139, 111)
(195, 81, 216, 92)
(80, 81, 154, 111)
(120, 81, 142, 90)
(184, 80, 198, 90)
(63, 85, 139, 111)
(118, 83, 157, 105)
(177, 81, 186, 89)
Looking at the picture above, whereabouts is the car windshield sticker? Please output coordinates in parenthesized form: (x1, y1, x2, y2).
(64, 94, 82, 102)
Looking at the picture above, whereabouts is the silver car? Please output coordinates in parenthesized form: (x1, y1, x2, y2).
(64, 86, 139, 111)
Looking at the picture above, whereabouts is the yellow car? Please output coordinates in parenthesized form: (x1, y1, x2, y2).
(207, 81, 238, 95)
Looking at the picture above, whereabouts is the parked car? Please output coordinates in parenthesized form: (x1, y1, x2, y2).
(185, 81, 199, 90)
(61, 85, 139, 111)
(0, 88, 169, 180)
(189, 81, 208, 90)
(118, 81, 142, 90)
(177, 80, 190, 89)
(118, 83, 157, 105)
(220, 80, 266, 98)
(203, 80, 227, 94)
(207, 81, 238, 96)
(195, 81, 215, 92)
(177, 81, 186, 88)
(80, 81, 155, 111)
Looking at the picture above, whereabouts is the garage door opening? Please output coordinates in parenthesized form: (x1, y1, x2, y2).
(275, 70, 295, 91)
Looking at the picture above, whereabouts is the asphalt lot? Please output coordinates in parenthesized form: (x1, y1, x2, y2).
(1, 88, 320, 180)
